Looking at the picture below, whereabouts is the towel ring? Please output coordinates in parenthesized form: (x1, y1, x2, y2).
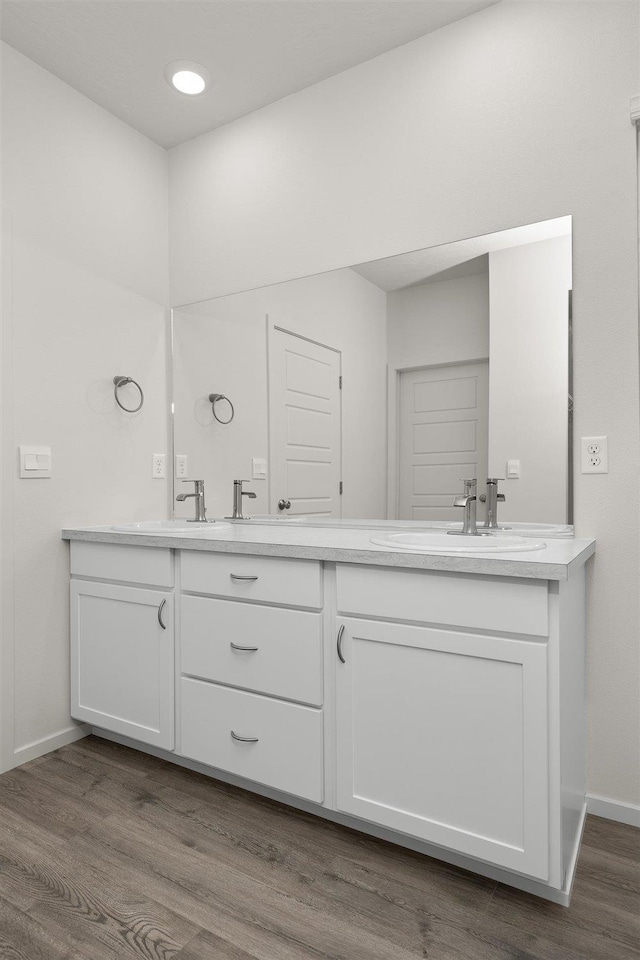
(209, 393, 235, 424)
(113, 376, 144, 413)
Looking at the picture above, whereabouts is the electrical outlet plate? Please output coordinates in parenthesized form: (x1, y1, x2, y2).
(175, 454, 188, 479)
(152, 453, 166, 479)
(580, 436, 608, 474)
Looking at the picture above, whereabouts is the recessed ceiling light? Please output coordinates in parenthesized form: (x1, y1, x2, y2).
(164, 60, 211, 96)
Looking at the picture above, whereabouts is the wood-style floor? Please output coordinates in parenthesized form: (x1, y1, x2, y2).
(0, 737, 638, 960)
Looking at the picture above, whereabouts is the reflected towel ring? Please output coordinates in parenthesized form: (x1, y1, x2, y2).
(209, 393, 235, 424)
(113, 376, 144, 413)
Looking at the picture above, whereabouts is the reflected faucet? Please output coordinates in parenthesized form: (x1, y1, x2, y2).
(479, 478, 508, 529)
(176, 479, 207, 522)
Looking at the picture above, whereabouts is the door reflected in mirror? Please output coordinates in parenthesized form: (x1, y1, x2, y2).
(172, 217, 572, 526)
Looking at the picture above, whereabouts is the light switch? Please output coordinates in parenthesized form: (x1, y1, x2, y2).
(506, 459, 520, 479)
(19, 445, 52, 478)
(252, 457, 267, 479)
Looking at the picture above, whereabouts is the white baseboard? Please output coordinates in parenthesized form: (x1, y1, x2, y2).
(587, 793, 640, 828)
(13, 724, 90, 767)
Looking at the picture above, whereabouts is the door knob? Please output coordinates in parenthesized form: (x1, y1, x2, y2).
(278, 499, 291, 511)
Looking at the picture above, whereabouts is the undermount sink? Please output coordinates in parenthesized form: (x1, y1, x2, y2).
(370, 532, 546, 554)
(111, 520, 231, 533)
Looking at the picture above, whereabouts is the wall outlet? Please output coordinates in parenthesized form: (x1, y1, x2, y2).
(175, 454, 188, 479)
(581, 436, 608, 474)
(152, 453, 166, 479)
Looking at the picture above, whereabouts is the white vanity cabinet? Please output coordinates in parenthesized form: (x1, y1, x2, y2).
(69, 542, 175, 749)
(334, 563, 585, 891)
(65, 529, 591, 904)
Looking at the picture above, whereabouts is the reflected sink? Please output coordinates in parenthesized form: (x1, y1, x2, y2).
(370, 532, 546, 553)
(111, 520, 231, 533)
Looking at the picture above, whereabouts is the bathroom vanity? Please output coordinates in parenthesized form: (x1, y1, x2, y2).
(63, 523, 594, 905)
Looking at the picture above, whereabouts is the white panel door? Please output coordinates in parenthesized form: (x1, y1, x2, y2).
(335, 617, 549, 880)
(269, 327, 342, 517)
(70, 580, 174, 749)
(398, 361, 488, 520)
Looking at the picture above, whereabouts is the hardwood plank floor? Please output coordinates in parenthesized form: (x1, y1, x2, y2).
(0, 736, 638, 960)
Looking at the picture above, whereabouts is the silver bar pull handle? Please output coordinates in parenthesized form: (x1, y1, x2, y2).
(230, 642, 259, 653)
(157, 599, 167, 630)
(230, 574, 259, 582)
(230, 730, 259, 743)
(337, 624, 346, 663)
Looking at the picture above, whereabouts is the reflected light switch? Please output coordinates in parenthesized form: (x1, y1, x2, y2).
(252, 457, 267, 479)
(506, 459, 520, 479)
(19, 445, 52, 478)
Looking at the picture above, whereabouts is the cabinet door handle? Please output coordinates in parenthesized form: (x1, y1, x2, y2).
(230, 642, 259, 653)
(230, 730, 259, 743)
(230, 574, 259, 582)
(337, 624, 346, 663)
(157, 599, 167, 630)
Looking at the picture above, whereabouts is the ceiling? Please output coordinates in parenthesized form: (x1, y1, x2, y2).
(351, 217, 573, 292)
(0, 0, 499, 149)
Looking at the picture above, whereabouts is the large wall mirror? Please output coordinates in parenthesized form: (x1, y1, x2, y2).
(172, 217, 572, 525)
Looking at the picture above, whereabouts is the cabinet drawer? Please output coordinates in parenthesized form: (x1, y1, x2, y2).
(181, 552, 322, 609)
(180, 677, 323, 802)
(181, 596, 323, 706)
(336, 565, 548, 637)
(70, 541, 173, 588)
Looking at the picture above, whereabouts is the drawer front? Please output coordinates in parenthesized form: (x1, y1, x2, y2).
(180, 677, 323, 802)
(181, 552, 322, 609)
(336, 565, 548, 637)
(70, 541, 173, 588)
(181, 596, 323, 706)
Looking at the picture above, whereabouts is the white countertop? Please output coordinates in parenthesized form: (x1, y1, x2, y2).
(62, 522, 596, 581)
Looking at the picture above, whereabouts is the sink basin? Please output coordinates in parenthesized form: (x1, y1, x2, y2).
(370, 532, 546, 553)
(111, 520, 231, 533)
(435, 521, 572, 539)
(233, 515, 308, 523)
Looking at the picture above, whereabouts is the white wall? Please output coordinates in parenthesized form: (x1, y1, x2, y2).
(174, 267, 387, 520)
(169, 2, 640, 808)
(489, 236, 572, 523)
(1, 44, 169, 767)
(387, 272, 489, 368)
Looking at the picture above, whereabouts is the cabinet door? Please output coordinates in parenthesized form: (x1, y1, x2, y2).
(335, 617, 549, 880)
(71, 580, 174, 749)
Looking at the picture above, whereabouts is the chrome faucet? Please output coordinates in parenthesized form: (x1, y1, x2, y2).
(479, 478, 507, 529)
(176, 479, 207, 521)
(449, 479, 488, 536)
(229, 479, 257, 520)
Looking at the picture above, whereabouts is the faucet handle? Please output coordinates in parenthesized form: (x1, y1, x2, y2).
(458, 478, 477, 496)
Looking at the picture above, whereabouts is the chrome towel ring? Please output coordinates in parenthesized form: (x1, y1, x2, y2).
(209, 393, 235, 424)
(113, 376, 144, 413)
